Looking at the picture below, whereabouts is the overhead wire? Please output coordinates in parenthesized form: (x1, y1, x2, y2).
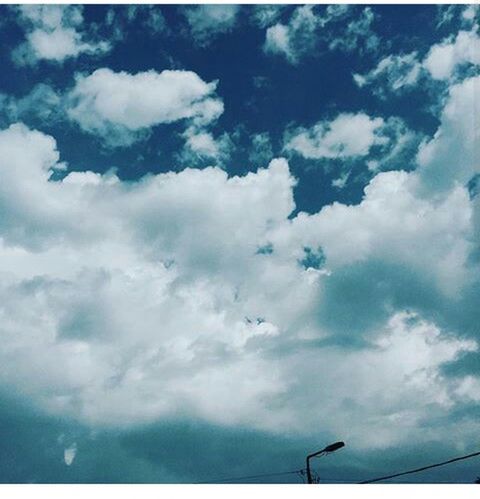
(358, 449, 480, 484)
(194, 448, 480, 484)
(196, 469, 304, 484)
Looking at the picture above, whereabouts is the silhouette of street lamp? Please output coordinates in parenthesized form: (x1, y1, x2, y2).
(306, 441, 345, 484)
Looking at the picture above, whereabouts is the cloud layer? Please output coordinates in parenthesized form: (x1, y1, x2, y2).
(1, 74, 479, 451)
(0, 5, 479, 480)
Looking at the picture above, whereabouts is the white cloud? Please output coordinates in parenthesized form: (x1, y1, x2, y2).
(263, 5, 318, 64)
(249, 132, 274, 167)
(263, 6, 379, 64)
(279, 169, 473, 295)
(328, 6, 380, 54)
(126, 5, 167, 35)
(285, 113, 386, 159)
(0, 113, 479, 452)
(355, 28, 480, 96)
(462, 4, 478, 23)
(182, 5, 240, 47)
(183, 129, 221, 158)
(0, 84, 63, 126)
(264, 24, 293, 61)
(279, 312, 476, 448)
(0, 129, 297, 427)
(417, 75, 479, 194)
(67, 68, 224, 146)
(13, 5, 110, 65)
(285, 113, 420, 188)
(251, 5, 287, 29)
(437, 5, 479, 32)
(353, 52, 422, 97)
(64, 443, 77, 466)
(423, 29, 480, 80)
(179, 127, 233, 166)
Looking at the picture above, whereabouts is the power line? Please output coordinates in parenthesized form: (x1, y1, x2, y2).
(359, 450, 480, 484)
(195, 448, 480, 484)
(196, 468, 304, 484)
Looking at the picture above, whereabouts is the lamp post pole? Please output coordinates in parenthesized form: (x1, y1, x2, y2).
(306, 441, 345, 484)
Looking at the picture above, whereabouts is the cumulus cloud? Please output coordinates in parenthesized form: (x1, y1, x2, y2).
(283, 113, 421, 191)
(0, 105, 479, 452)
(1, 16, 479, 449)
(103, 5, 169, 45)
(264, 5, 318, 64)
(436, 4, 479, 32)
(284, 113, 387, 159)
(462, 4, 479, 23)
(354, 27, 480, 96)
(328, 6, 380, 55)
(181, 5, 240, 47)
(250, 5, 287, 29)
(179, 127, 234, 166)
(417, 75, 479, 194)
(124, 5, 167, 35)
(353, 52, 423, 98)
(284, 113, 421, 185)
(66, 68, 224, 147)
(12, 5, 110, 65)
(249, 132, 274, 167)
(279, 169, 473, 295)
(0, 84, 63, 127)
(423, 29, 480, 80)
(263, 5, 377, 64)
(365, 117, 422, 174)
(280, 312, 476, 448)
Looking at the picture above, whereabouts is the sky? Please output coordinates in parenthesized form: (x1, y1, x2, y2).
(0, 3, 479, 484)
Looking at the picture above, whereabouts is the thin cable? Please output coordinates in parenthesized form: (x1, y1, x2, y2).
(196, 468, 304, 484)
(359, 450, 480, 484)
(195, 449, 480, 484)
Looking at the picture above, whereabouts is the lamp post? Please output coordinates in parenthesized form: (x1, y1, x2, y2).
(306, 441, 345, 484)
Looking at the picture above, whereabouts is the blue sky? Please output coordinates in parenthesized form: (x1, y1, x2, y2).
(0, 3, 479, 484)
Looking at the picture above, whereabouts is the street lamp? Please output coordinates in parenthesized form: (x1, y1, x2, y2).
(306, 441, 345, 484)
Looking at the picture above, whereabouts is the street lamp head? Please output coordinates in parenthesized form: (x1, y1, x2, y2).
(323, 441, 345, 453)
(306, 441, 345, 484)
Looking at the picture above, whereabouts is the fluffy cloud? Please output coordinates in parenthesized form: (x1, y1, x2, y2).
(263, 5, 377, 64)
(279, 170, 473, 295)
(12, 5, 110, 65)
(436, 4, 479, 31)
(279, 312, 476, 448)
(328, 6, 380, 54)
(423, 29, 480, 80)
(249, 132, 274, 167)
(284, 113, 386, 159)
(250, 5, 287, 29)
(354, 27, 480, 96)
(285, 113, 421, 189)
(417, 75, 479, 194)
(103, 5, 169, 44)
(181, 5, 240, 47)
(264, 5, 318, 64)
(179, 127, 234, 166)
(67, 68, 224, 146)
(124, 5, 167, 35)
(353, 52, 422, 97)
(0, 128, 295, 427)
(0, 84, 63, 127)
(264, 24, 292, 61)
(0, 113, 479, 452)
(1, 18, 479, 448)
